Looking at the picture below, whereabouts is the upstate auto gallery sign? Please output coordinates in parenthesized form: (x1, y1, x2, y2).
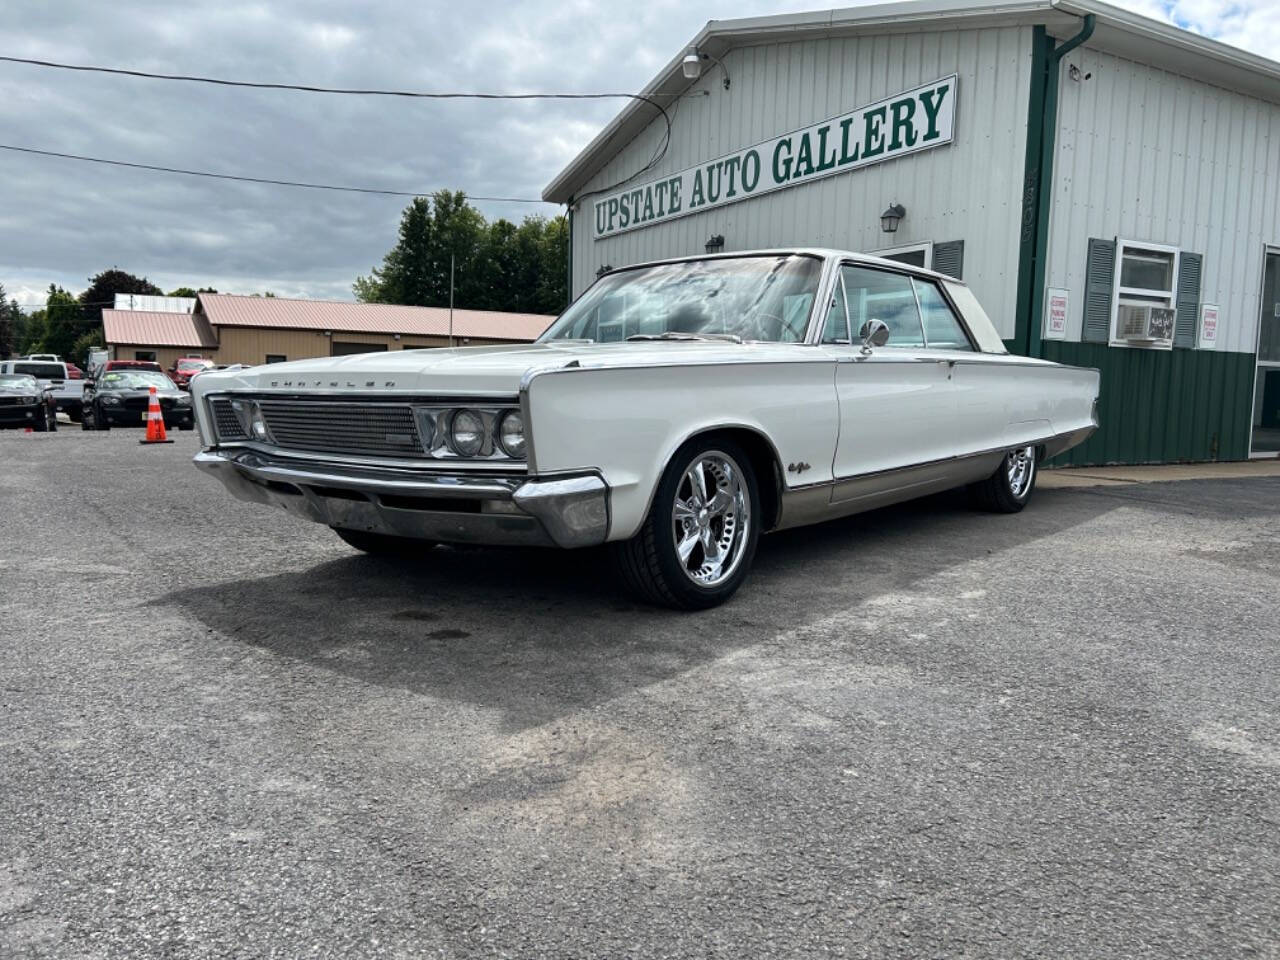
(592, 75, 957, 239)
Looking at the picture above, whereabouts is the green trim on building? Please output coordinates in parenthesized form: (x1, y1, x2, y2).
(1041, 343, 1255, 465)
(1012, 26, 1054, 357)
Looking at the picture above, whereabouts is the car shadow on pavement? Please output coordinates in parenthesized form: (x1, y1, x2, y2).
(156, 486, 1119, 731)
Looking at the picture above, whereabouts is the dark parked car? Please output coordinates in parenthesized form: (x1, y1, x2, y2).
(0, 373, 57, 431)
(81, 370, 194, 431)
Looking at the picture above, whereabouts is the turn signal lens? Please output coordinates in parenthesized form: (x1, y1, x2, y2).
(449, 409, 485, 457)
(496, 410, 526, 458)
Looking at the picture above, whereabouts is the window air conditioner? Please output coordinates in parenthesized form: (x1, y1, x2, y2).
(1117, 304, 1175, 342)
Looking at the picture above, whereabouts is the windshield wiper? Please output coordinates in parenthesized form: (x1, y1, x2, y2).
(625, 332, 743, 344)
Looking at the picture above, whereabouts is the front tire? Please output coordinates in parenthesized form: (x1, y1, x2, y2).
(612, 437, 760, 610)
(333, 527, 437, 558)
(970, 445, 1037, 513)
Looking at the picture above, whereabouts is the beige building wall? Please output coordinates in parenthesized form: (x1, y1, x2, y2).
(108, 344, 213, 369)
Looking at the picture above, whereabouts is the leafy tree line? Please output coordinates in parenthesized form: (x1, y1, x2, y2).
(0, 271, 222, 363)
(355, 190, 568, 315)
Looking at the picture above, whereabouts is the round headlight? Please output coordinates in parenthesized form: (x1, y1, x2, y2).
(496, 410, 526, 458)
(449, 409, 485, 457)
(175, 395, 192, 406)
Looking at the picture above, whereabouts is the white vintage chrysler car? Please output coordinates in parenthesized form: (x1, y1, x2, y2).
(192, 250, 1099, 609)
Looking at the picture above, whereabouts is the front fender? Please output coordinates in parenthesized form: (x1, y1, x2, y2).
(523, 359, 838, 540)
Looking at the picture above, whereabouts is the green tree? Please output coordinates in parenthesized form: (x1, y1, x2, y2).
(0, 284, 14, 359)
(167, 287, 199, 298)
(80, 269, 162, 330)
(355, 191, 566, 313)
(35, 285, 84, 360)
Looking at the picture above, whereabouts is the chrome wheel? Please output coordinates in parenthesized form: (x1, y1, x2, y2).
(1007, 445, 1035, 498)
(671, 451, 751, 587)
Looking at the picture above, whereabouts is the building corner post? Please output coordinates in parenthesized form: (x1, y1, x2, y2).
(1014, 14, 1095, 358)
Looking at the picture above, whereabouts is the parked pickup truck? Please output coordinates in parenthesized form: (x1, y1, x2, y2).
(0, 360, 86, 421)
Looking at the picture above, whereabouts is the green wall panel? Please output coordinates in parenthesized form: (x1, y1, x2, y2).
(1039, 342, 1256, 466)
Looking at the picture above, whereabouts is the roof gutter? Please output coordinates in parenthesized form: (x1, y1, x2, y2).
(1013, 11, 1094, 357)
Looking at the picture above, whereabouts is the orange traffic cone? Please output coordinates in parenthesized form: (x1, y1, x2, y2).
(139, 385, 174, 445)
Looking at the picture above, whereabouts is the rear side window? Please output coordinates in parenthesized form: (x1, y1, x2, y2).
(913, 279, 973, 350)
(13, 362, 64, 379)
(840, 265, 924, 347)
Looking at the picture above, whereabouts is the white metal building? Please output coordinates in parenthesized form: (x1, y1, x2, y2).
(544, 0, 1280, 465)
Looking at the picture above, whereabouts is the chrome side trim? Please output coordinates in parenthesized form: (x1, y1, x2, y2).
(773, 424, 1097, 532)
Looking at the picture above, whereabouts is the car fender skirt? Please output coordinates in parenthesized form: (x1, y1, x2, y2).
(193, 449, 609, 549)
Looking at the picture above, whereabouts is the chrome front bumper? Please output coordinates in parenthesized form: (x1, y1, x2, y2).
(194, 448, 609, 548)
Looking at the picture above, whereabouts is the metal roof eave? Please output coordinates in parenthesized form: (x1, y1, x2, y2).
(543, 0, 1280, 205)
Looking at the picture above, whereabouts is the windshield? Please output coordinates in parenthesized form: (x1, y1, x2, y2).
(0, 374, 38, 389)
(177, 359, 213, 370)
(99, 371, 176, 390)
(12, 362, 64, 379)
(539, 255, 823, 344)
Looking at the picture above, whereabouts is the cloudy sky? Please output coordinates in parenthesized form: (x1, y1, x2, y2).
(0, 0, 1273, 308)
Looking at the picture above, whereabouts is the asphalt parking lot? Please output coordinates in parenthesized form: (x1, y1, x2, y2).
(2, 429, 1278, 958)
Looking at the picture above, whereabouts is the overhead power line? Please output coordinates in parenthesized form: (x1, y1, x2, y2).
(0, 53, 675, 192)
(0, 143, 546, 201)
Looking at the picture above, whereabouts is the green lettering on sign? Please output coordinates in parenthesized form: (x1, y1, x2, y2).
(590, 75, 957, 239)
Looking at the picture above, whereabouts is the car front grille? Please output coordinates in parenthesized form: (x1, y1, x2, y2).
(256, 400, 424, 457)
(210, 398, 247, 439)
(0, 396, 31, 406)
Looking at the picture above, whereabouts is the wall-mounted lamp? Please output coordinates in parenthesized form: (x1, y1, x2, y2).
(596, 264, 613, 278)
(322, 329, 332, 336)
(682, 47, 702, 79)
(879, 203, 906, 234)
(705, 234, 725, 254)
(393, 333, 401, 341)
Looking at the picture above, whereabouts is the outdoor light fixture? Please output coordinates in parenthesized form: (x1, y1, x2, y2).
(682, 47, 702, 79)
(705, 234, 725, 253)
(880, 203, 906, 234)
(393, 333, 401, 341)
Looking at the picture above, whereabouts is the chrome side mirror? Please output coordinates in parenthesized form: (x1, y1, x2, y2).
(859, 318, 890, 354)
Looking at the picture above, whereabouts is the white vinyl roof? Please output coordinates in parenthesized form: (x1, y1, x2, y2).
(544, 0, 1280, 204)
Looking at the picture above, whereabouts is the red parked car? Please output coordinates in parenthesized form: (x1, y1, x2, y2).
(65, 362, 84, 380)
(169, 357, 215, 389)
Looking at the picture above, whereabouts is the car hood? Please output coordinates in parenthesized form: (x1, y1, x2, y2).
(0, 387, 39, 397)
(191, 340, 821, 397)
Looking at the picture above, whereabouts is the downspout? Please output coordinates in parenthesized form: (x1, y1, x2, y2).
(1015, 12, 1095, 358)
(565, 201, 574, 308)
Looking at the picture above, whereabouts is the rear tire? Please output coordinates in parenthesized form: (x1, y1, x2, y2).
(333, 527, 437, 557)
(611, 436, 761, 610)
(34, 407, 54, 432)
(969, 445, 1037, 513)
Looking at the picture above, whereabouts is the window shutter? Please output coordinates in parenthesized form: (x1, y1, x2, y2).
(1174, 252, 1202, 348)
(932, 240, 964, 280)
(1082, 238, 1116, 343)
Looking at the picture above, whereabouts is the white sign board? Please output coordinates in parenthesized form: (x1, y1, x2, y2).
(591, 76, 958, 239)
(1198, 303, 1219, 349)
(1043, 287, 1069, 340)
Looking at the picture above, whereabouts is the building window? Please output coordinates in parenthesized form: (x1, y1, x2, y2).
(1112, 240, 1178, 346)
(265, 354, 286, 363)
(134, 350, 157, 361)
(874, 242, 931, 269)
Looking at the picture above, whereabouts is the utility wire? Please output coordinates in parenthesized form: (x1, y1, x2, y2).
(0, 54, 675, 194)
(0, 143, 546, 201)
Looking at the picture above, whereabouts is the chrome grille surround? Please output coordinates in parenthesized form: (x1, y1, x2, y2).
(204, 394, 526, 463)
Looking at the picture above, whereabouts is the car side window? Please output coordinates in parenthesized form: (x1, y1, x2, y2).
(821, 274, 850, 343)
(841, 265, 925, 347)
(913, 279, 974, 350)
